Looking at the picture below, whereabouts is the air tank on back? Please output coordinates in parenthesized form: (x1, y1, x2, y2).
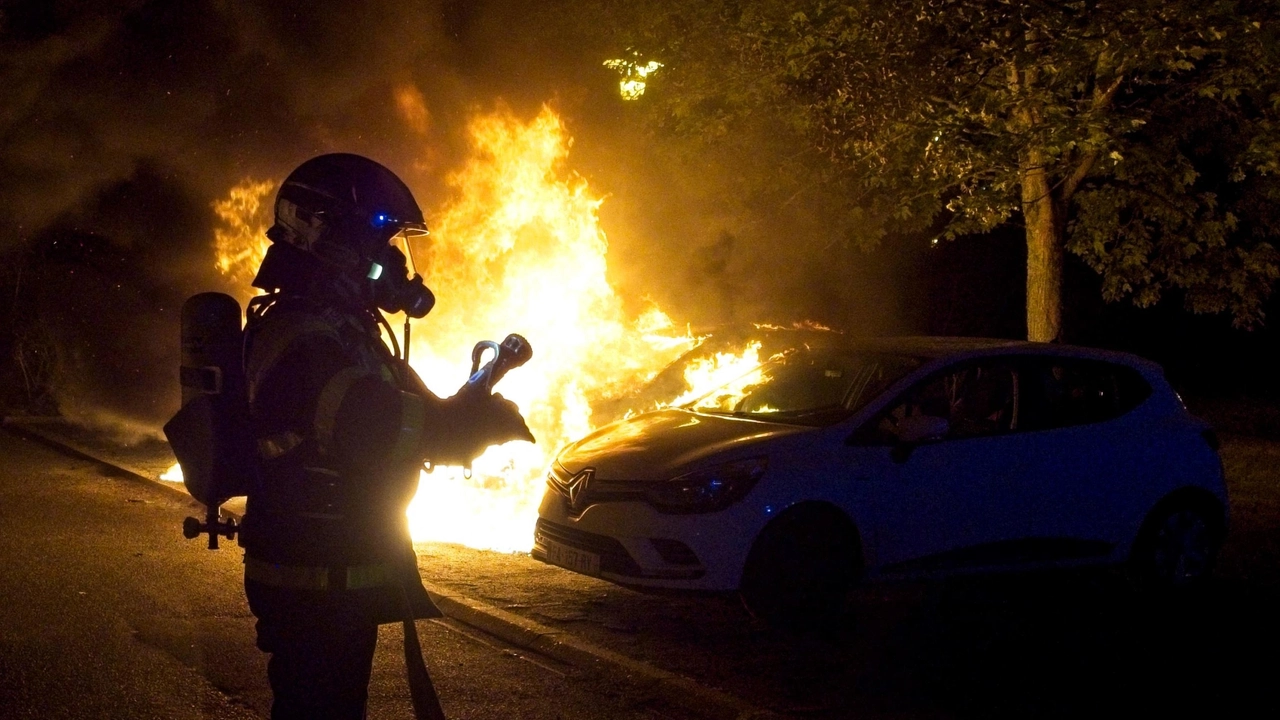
(165, 292, 253, 521)
(180, 292, 243, 405)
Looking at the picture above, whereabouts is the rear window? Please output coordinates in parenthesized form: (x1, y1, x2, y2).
(1018, 358, 1151, 431)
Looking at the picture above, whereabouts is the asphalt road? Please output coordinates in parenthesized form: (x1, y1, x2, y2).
(413, 435, 1280, 719)
(5, 420, 1280, 719)
(0, 429, 701, 720)
(421, 536, 1280, 719)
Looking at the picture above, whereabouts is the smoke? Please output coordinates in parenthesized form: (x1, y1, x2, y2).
(0, 0, 900, 432)
(0, 0, 478, 428)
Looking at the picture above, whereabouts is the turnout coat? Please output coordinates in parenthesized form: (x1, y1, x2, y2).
(240, 294, 442, 622)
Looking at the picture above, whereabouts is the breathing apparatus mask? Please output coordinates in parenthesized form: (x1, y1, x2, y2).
(369, 241, 435, 318)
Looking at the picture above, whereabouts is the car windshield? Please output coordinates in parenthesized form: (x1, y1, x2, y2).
(682, 349, 924, 426)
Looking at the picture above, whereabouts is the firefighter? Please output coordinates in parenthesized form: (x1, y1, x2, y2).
(239, 153, 532, 719)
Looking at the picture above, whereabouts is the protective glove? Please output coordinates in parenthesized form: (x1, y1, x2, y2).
(426, 391, 535, 467)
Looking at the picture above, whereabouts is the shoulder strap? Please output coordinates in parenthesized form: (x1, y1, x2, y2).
(244, 311, 342, 404)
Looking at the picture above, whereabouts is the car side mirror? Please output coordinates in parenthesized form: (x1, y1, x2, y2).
(895, 414, 949, 443)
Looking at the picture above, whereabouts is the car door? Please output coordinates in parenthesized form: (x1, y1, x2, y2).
(849, 359, 1040, 574)
(1008, 356, 1155, 556)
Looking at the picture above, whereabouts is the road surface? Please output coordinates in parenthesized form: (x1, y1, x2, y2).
(0, 428, 705, 719)
(5, 420, 1280, 718)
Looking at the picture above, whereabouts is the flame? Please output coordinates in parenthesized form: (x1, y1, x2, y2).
(210, 105, 714, 552)
(400, 105, 698, 550)
(669, 341, 767, 411)
(212, 179, 275, 295)
(754, 320, 834, 332)
(160, 462, 183, 482)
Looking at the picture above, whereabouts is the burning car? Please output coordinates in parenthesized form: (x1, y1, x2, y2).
(532, 336, 1228, 628)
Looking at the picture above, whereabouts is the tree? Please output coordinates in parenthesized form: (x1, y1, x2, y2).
(607, 0, 1280, 341)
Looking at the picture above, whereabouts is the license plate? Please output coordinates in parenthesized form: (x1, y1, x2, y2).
(544, 538, 601, 576)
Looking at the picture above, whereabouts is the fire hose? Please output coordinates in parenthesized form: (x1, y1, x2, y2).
(404, 333, 532, 720)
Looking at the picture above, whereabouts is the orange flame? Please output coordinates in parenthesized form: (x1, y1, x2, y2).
(208, 105, 725, 551)
(212, 179, 275, 294)
(399, 106, 698, 550)
(669, 341, 766, 411)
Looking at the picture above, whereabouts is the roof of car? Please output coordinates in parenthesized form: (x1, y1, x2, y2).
(855, 335, 1030, 357)
(847, 335, 1162, 373)
(695, 327, 1162, 374)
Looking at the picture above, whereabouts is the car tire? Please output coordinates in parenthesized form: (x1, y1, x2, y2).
(739, 506, 860, 632)
(1129, 499, 1222, 590)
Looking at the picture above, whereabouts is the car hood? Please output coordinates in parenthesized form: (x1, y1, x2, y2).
(555, 409, 814, 481)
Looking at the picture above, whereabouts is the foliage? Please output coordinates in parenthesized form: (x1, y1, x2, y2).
(605, 0, 1280, 327)
(584, 0, 895, 248)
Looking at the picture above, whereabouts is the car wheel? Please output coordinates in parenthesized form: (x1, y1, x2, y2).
(739, 507, 860, 632)
(1130, 502, 1220, 589)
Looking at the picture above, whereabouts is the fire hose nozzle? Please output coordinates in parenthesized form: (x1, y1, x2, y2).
(465, 333, 533, 394)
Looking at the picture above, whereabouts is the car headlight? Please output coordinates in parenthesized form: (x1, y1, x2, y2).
(645, 457, 768, 514)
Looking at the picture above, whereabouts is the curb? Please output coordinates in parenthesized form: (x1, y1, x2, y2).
(1, 417, 185, 492)
(0, 417, 781, 720)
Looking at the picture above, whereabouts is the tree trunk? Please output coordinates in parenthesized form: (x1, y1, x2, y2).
(1021, 148, 1062, 343)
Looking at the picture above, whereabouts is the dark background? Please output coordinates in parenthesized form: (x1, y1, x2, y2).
(1, 0, 1276, 434)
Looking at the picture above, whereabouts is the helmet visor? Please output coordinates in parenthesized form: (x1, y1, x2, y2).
(391, 227, 427, 278)
(398, 222, 430, 238)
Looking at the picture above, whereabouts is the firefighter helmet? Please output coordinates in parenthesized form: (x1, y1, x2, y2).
(254, 154, 435, 317)
(267, 153, 426, 267)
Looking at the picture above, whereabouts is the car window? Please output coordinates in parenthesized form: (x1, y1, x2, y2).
(689, 350, 923, 427)
(1017, 358, 1152, 431)
(860, 361, 1018, 444)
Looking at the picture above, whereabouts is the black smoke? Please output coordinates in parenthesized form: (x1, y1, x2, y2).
(0, 0, 909, 430)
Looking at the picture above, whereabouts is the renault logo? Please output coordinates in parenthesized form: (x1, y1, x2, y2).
(567, 468, 593, 509)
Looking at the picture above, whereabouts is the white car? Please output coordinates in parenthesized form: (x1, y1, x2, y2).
(532, 337, 1228, 628)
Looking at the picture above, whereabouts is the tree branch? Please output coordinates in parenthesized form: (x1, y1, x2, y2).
(1061, 66, 1127, 204)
